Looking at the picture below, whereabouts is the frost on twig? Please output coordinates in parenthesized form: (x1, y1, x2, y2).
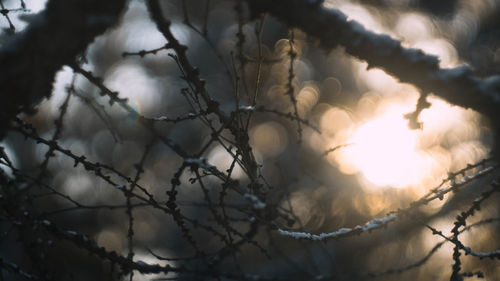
(185, 158, 214, 170)
(239, 105, 256, 112)
(278, 158, 498, 242)
(278, 215, 397, 241)
(244, 193, 266, 210)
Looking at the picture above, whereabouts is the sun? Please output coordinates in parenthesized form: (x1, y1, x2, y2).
(343, 108, 424, 188)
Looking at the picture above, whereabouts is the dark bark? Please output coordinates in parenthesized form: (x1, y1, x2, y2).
(0, 0, 127, 138)
(249, 0, 500, 155)
(249, 0, 500, 118)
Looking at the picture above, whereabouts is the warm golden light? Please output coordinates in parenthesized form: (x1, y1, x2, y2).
(344, 109, 422, 188)
(314, 1, 490, 193)
(322, 97, 489, 193)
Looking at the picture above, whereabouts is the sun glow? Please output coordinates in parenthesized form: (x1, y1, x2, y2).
(313, 1, 491, 193)
(343, 109, 423, 188)
(318, 96, 489, 192)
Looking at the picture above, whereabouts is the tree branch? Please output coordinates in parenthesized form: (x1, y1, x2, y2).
(0, 0, 127, 137)
(249, 0, 500, 152)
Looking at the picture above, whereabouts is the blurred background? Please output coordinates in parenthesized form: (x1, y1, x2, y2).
(1, 0, 500, 280)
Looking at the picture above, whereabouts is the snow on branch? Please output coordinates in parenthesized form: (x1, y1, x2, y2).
(0, 0, 126, 138)
(244, 193, 266, 210)
(249, 0, 500, 148)
(278, 215, 397, 241)
(39, 219, 175, 274)
(185, 158, 214, 170)
(278, 158, 497, 242)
